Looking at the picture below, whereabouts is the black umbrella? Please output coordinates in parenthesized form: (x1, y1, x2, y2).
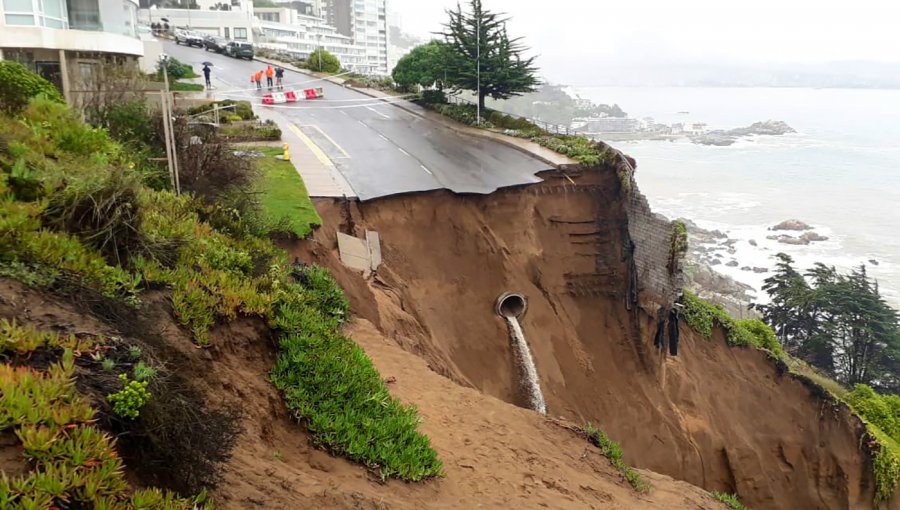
(202, 61, 213, 66)
(160, 17, 169, 22)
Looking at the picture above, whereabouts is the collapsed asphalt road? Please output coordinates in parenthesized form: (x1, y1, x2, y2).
(163, 41, 551, 200)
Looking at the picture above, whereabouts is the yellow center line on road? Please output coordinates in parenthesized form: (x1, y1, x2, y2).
(288, 124, 335, 168)
(297, 124, 352, 159)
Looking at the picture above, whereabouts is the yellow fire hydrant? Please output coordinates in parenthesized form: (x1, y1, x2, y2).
(282, 143, 290, 161)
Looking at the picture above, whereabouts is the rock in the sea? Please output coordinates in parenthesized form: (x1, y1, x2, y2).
(710, 259, 722, 266)
(726, 260, 739, 267)
(771, 219, 812, 231)
(869, 259, 880, 266)
(741, 266, 752, 271)
(767, 234, 810, 246)
(724, 120, 796, 137)
(690, 134, 736, 146)
(800, 232, 829, 243)
(748, 239, 758, 247)
(753, 267, 769, 274)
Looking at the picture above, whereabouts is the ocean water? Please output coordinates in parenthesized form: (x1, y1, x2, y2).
(572, 86, 900, 305)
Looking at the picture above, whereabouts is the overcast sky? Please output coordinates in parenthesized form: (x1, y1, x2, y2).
(388, 0, 900, 84)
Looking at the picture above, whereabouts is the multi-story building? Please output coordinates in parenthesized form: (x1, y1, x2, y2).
(254, 10, 372, 73)
(138, 0, 255, 42)
(0, 0, 145, 101)
(139, 5, 256, 42)
(322, 0, 387, 74)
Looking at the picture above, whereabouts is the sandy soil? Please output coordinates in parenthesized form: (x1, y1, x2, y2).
(0, 278, 725, 509)
(293, 165, 896, 510)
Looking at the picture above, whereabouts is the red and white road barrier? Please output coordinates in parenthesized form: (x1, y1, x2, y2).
(262, 87, 325, 105)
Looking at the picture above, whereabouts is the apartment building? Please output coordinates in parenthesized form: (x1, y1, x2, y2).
(254, 9, 372, 73)
(322, 0, 387, 74)
(0, 0, 145, 101)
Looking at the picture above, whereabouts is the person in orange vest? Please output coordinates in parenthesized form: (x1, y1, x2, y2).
(265, 65, 274, 90)
(253, 70, 263, 90)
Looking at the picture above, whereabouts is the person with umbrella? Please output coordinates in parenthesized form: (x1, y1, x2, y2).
(202, 61, 212, 89)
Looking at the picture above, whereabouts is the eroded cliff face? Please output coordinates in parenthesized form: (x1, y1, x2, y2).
(292, 158, 895, 510)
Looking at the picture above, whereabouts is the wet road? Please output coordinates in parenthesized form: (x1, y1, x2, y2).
(163, 42, 550, 200)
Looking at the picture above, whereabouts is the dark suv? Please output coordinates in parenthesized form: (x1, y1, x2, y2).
(225, 41, 254, 60)
(203, 35, 227, 53)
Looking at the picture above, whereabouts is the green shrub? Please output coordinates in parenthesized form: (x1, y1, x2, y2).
(108, 373, 151, 419)
(669, 220, 688, 273)
(713, 492, 751, 510)
(583, 422, 650, 493)
(0, 354, 208, 508)
(157, 57, 197, 80)
(528, 134, 608, 166)
(42, 167, 143, 265)
(682, 291, 785, 358)
(133, 361, 158, 382)
(217, 120, 282, 142)
(307, 48, 341, 74)
(100, 99, 156, 147)
(170, 81, 205, 92)
(845, 385, 900, 441)
(22, 97, 116, 157)
(420, 89, 447, 105)
(488, 111, 538, 131)
(270, 267, 442, 481)
(0, 61, 64, 113)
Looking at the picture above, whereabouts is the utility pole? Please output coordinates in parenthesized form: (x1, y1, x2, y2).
(476, 5, 481, 125)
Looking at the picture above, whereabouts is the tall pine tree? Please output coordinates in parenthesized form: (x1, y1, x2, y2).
(755, 255, 900, 387)
(441, 0, 539, 114)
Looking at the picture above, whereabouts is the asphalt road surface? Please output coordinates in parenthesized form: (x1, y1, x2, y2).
(163, 42, 550, 200)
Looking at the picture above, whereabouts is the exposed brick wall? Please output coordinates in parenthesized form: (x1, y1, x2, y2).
(595, 141, 685, 308)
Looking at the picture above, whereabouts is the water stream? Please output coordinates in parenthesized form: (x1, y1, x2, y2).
(505, 316, 547, 414)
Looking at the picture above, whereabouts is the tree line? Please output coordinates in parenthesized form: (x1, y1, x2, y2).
(753, 253, 900, 393)
(392, 0, 538, 112)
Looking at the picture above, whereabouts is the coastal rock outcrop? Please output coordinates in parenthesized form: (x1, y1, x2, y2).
(771, 219, 812, 231)
(691, 120, 796, 146)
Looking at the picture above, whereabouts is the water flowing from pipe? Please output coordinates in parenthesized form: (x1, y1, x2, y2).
(505, 316, 547, 414)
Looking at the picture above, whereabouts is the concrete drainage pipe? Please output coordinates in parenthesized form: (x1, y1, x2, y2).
(495, 292, 527, 318)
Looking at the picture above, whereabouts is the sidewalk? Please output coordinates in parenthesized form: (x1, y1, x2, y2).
(255, 107, 357, 199)
(204, 73, 356, 199)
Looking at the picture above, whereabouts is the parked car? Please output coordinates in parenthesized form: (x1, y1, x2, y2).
(225, 41, 254, 60)
(175, 30, 203, 47)
(203, 35, 227, 53)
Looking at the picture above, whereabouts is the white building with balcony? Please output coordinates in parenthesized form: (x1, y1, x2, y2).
(139, 5, 256, 42)
(253, 11, 373, 74)
(0, 0, 144, 101)
(324, 0, 387, 75)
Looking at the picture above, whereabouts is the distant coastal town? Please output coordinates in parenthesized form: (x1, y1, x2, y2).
(574, 116, 796, 145)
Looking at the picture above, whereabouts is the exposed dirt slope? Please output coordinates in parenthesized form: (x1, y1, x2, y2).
(0, 277, 725, 509)
(297, 166, 897, 510)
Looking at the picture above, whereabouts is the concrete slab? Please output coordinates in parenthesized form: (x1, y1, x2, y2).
(366, 230, 382, 270)
(337, 232, 371, 272)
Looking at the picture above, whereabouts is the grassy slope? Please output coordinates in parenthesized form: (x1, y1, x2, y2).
(251, 146, 322, 238)
(0, 95, 440, 499)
